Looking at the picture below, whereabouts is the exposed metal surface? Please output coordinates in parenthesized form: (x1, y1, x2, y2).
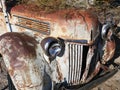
(0, 0, 12, 32)
(81, 47, 94, 83)
(68, 43, 83, 85)
(0, 2, 117, 90)
(0, 23, 116, 90)
(53, 37, 115, 89)
(102, 39, 116, 63)
(14, 15, 50, 35)
(50, 40, 99, 87)
(0, 12, 8, 35)
(10, 5, 100, 43)
(0, 32, 52, 90)
(49, 40, 104, 90)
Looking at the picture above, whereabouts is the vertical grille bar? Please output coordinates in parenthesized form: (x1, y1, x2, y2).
(71, 44, 74, 84)
(79, 45, 83, 81)
(68, 43, 83, 86)
(74, 44, 77, 84)
(76, 45, 80, 83)
(68, 44, 71, 85)
(72, 44, 75, 83)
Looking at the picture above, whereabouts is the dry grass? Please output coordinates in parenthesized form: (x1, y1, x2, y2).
(10, 0, 120, 18)
(15, 0, 73, 12)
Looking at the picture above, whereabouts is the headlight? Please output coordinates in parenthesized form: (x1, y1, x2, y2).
(41, 37, 64, 60)
(101, 23, 110, 40)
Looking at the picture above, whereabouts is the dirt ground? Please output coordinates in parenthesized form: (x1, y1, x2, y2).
(92, 58, 120, 90)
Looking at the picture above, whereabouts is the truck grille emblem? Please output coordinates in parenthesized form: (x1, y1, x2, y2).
(14, 15, 50, 35)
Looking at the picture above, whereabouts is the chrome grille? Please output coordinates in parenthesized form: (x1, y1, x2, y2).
(68, 43, 83, 86)
(14, 15, 50, 35)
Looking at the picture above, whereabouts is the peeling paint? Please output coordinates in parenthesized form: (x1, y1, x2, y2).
(0, 3, 117, 90)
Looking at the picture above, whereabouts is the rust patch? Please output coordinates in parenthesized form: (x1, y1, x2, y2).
(57, 65, 63, 81)
(86, 61, 101, 83)
(0, 8, 2, 12)
(102, 39, 116, 63)
(61, 27, 67, 33)
(0, 32, 38, 69)
(65, 9, 98, 31)
(9, 69, 14, 76)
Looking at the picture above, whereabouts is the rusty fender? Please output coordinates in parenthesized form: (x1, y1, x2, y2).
(0, 32, 52, 90)
(101, 22, 116, 64)
(102, 39, 116, 64)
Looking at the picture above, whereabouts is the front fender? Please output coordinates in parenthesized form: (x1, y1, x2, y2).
(0, 32, 52, 90)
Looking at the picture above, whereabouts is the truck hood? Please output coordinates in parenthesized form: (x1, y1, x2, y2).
(11, 4, 100, 44)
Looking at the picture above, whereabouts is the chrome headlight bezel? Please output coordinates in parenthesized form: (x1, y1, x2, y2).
(41, 37, 65, 59)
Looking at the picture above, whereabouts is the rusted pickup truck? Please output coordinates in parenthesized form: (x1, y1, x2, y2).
(0, 0, 119, 90)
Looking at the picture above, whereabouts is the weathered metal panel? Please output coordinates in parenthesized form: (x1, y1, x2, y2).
(0, 32, 52, 90)
(68, 43, 83, 85)
(14, 15, 50, 35)
(102, 40, 116, 64)
(0, 2, 116, 90)
(47, 40, 101, 87)
(0, 12, 8, 35)
(10, 5, 100, 43)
